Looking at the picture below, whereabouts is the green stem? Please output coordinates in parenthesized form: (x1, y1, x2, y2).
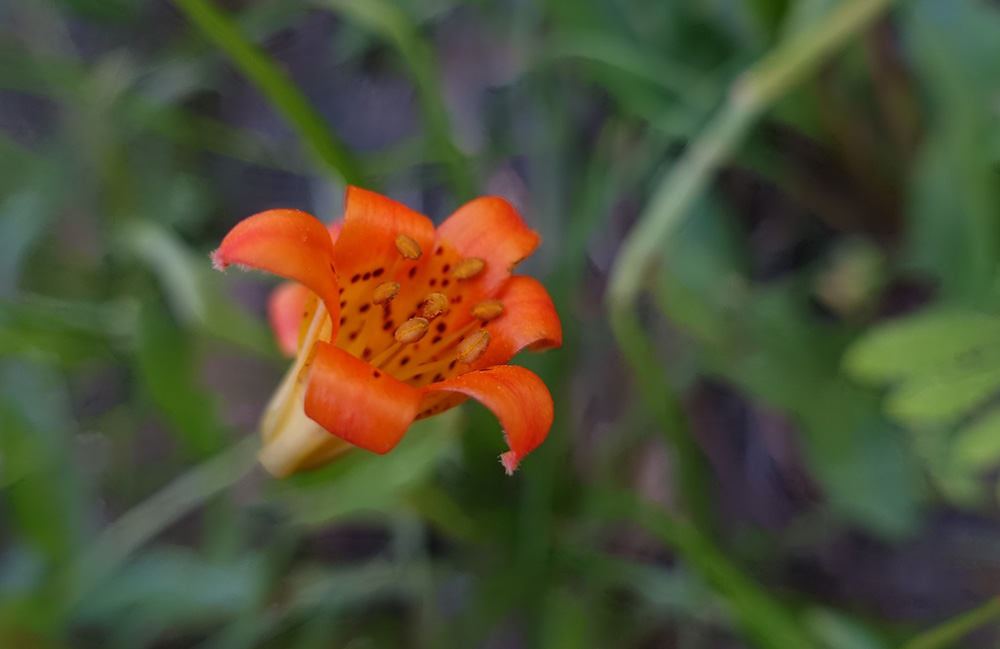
(607, 0, 901, 307)
(735, 0, 900, 110)
(69, 435, 260, 605)
(903, 597, 1000, 649)
(606, 105, 755, 306)
(603, 0, 901, 539)
(609, 307, 717, 531)
(171, 0, 365, 185)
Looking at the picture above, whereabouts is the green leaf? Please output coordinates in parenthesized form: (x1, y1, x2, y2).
(902, 0, 1000, 301)
(121, 221, 274, 354)
(885, 362, 1000, 425)
(953, 407, 1000, 473)
(135, 303, 225, 457)
(803, 607, 889, 649)
(268, 410, 458, 526)
(0, 160, 66, 299)
(0, 362, 84, 561)
(0, 297, 119, 366)
(0, 362, 88, 628)
(539, 589, 592, 649)
(797, 383, 919, 537)
(656, 218, 919, 535)
(74, 548, 261, 628)
(843, 310, 1000, 383)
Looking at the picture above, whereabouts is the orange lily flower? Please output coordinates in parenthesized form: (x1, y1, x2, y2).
(212, 187, 562, 477)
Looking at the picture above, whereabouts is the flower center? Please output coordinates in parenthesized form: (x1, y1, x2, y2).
(328, 236, 503, 388)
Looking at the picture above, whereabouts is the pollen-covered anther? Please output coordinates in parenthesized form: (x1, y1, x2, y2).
(470, 299, 504, 322)
(372, 281, 400, 305)
(394, 317, 430, 344)
(421, 292, 449, 319)
(395, 234, 422, 260)
(457, 330, 491, 364)
(452, 257, 485, 280)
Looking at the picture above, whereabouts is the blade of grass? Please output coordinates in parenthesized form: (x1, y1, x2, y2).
(0, 128, 36, 171)
(0, 43, 299, 172)
(67, 435, 260, 610)
(591, 489, 817, 649)
(314, 0, 476, 200)
(171, 0, 365, 185)
(543, 32, 718, 115)
(903, 597, 1000, 649)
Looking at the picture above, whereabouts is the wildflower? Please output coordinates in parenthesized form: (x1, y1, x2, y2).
(212, 187, 562, 477)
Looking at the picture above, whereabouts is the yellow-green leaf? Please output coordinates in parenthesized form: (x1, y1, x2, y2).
(844, 310, 1000, 382)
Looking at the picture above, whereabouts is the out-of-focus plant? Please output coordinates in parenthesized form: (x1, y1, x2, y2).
(3, 0, 1000, 647)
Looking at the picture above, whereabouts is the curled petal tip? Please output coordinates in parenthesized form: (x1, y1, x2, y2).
(500, 451, 520, 475)
(210, 249, 227, 271)
(423, 365, 552, 474)
(212, 209, 341, 326)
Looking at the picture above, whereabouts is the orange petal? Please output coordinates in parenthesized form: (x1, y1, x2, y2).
(268, 282, 311, 356)
(474, 276, 562, 369)
(212, 209, 341, 327)
(327, 220, 343, 243)
(334, 187, 436, 280)
(434, 197, 540, 296)
(265, 220, 342, 356)
(422, 365, 553, 474)
(304, 341, 423, 454)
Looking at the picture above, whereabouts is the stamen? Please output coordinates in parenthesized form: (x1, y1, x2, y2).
(457, 330, 490, 364)
(470, 299, 504, 322)
(452, 257, 485, 279)
(394, 317, 429, 344)
(372, 281, 400, 305)
(421, 292, 449, 319)
(369, 317, 429, 368)
(395, 234, 422, 260)
(392, 328, 491, 383)
(406, 319, 478, 368)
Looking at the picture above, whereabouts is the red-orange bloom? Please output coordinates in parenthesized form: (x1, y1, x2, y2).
(212, 187, 562, 477)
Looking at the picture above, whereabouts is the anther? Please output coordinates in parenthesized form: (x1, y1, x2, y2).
(421, 292, 449, 319)
(372, 281, 400, 305)
(452, 257, 485, 279)
(395, 234, 422, 260)
(457, 330, 490, 364)
(394, 317, 429, 344)
(470, 299, 504, 322)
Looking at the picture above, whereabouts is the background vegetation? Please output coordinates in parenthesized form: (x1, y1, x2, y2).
(2, 0, 1000, 647)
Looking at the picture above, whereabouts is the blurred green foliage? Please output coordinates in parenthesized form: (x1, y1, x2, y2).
(2, 0, 1000, 648)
